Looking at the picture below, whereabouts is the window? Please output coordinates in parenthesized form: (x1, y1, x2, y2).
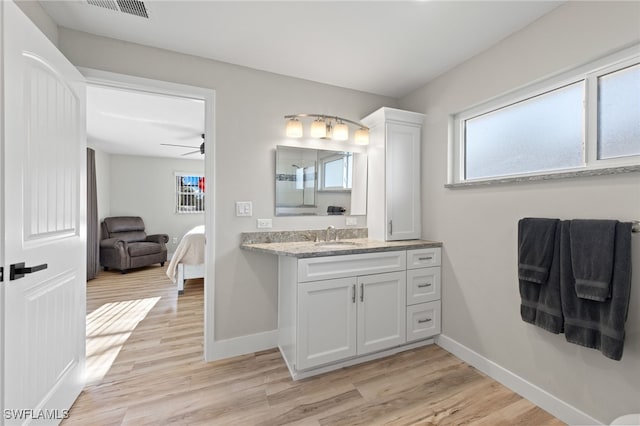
(176, 173, 205, 213)
(318, 152, 353, 191)
(597, 63, 640, 160)
(450, 46, 640, 184)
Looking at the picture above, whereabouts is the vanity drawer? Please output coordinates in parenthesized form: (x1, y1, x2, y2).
(406, 267, 441, 305)
(298, 250, 406, 282)
(406, 301, 441, 342)
(407, 248, 441, 269)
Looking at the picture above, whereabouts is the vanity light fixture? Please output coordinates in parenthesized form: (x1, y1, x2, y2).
(354, 127, 369, 145)
(310, 118, 328, 138)
(285, 118, 303, 138)
(332, 120, 349, 141)
(284, 113, 369, 145)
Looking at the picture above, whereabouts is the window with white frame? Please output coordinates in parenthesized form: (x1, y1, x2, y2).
(450, 46, 640, 184)
(318, 152, 353, 191)
(176, 173, 205, 213)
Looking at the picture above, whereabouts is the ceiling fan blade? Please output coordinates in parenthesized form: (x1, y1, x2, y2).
(181, 150, 201, 156)
(161, 143, 200, 148)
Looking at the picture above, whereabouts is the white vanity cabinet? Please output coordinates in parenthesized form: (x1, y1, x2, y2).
(278, 247, 440, 379)
(361, 107, 425, 241)
(296, 270, 406, 370)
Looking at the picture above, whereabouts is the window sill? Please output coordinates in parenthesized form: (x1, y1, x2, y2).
(445, 165, 640, 189)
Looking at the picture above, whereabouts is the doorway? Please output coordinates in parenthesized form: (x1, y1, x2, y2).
(81, 68, 216, 367)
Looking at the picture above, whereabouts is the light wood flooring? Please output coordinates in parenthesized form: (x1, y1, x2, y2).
(65, 266, 564, 425)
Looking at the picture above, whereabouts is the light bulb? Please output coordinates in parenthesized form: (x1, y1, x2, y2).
(285, 118, 303, 138)
(332, 122, 349, 141)
(354, 127, 369, 145)
(310, 118, 327, 138)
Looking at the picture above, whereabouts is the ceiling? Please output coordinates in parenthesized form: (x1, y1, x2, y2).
(42, 1, 563, 159)
(41, 0, 563, 99)
(87, 85, 205, 159)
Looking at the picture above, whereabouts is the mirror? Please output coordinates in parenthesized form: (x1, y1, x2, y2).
(275, 145, 367, 216)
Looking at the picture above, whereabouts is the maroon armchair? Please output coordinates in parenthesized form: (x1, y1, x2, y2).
(100, 216, 168, 274)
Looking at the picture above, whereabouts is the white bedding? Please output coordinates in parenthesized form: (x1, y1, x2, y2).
(166, 225, 205, 283)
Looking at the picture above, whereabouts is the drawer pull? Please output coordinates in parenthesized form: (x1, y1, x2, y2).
(418, 256, 433, 261)
(418, 318, 432, 324)
(417, 283, 432, 288)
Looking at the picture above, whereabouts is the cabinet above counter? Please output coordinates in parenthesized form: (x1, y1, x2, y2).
(240, 232, 441, 258)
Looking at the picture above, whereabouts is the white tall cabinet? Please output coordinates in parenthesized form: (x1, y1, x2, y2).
(361, 107, 425, 241)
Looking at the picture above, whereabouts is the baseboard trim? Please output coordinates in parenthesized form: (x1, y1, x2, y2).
(206, 330, 278, 362)
(436, 334, 601, 425)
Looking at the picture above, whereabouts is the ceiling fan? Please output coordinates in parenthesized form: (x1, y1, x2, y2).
(161, 133, 205, 156)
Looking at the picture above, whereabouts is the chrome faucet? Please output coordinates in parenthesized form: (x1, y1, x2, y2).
(325, 225, 336, 242)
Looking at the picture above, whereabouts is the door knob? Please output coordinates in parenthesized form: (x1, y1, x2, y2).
(10, 262, 48, 281)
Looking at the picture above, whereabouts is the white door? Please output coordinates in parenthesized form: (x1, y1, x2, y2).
(386, 122, 421, 240)
(297, 277, 357, 370)
(2, 1, 86, 424)
(357, 271, 406, 355)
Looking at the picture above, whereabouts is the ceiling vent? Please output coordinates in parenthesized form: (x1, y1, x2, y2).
(87, 0, 149, 19)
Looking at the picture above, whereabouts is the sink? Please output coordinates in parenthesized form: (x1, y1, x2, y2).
(314, 241, 358, 248)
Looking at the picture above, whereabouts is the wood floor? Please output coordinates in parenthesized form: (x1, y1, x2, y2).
(65, 266, 564, 425)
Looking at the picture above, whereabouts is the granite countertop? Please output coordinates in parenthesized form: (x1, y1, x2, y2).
(240, 238, 442, 258)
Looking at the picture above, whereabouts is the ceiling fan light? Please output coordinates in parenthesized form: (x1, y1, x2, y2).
(285, 118, 303, 138)
(310, 118, 327, 138)
(354, 127, 369, 145)
(332, 122, 349, 141)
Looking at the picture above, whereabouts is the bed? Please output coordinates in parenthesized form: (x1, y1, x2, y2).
(166, 225, 205, 294)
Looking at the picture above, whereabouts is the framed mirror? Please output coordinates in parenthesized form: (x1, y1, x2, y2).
(275, 145, 367, 216)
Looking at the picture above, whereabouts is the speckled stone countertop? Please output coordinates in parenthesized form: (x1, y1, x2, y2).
(241, 237, 442, 259)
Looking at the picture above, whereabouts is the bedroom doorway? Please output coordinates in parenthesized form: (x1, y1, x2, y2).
(82, 69, 216, 375)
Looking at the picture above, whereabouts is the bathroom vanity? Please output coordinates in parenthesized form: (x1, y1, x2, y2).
(241, 236, 442, 379)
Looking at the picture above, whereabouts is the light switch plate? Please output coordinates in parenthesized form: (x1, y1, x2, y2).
(236, 201, 252, 217)
(257, 218, 272, 228)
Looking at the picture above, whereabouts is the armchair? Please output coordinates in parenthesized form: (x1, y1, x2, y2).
(100, 216, 169, 274)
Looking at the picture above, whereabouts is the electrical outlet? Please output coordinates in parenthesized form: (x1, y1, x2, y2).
(257, 219, 272, 229)
(236, 201, 252, 217)
(345, 216, 358, 226)
(172, 237, 178, 244)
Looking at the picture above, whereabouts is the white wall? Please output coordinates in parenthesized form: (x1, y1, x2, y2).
(399, 2, 640, 423)
(108, 154, 205, 255)
(56, 28, 397, 340)
(15, 0, 58, 46)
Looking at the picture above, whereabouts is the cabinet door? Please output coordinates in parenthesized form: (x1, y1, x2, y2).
(357, 271, 406, 355)
(386, 123, 421, 240)
(297, 277, 357, 370)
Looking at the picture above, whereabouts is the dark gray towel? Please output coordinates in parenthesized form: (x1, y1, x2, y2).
(518, 218, 559, 284)
(570, 219, 617, 301)
(518, 218, 563, 334)
(561, 221, 633, 361)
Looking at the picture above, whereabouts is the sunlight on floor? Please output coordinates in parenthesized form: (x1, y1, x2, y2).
(85, 297, 160, 384)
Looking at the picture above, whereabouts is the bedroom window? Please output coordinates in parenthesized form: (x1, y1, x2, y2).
(176, 173, 205, 213)
(449, 46, 640, 185)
